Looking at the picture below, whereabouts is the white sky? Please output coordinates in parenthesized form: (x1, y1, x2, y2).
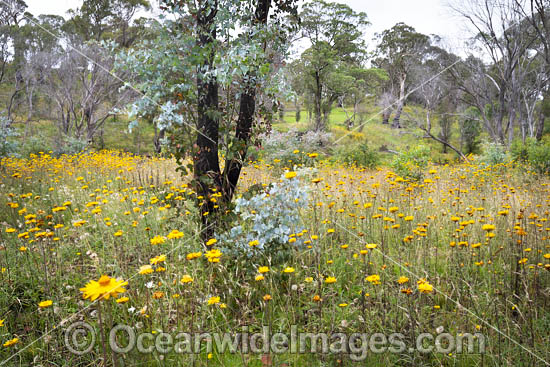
(24, 0, 472, 53)
(337, 0, 470, 48)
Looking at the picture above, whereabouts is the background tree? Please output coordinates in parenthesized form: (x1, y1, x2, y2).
(450, 0, 539, 145)
(339, 66, 387, 130)
(42, 42, 132, 143)
(0, 0, 28, 121)
(373, 22, 430, 128)
(18, 14, 64, 131)
(296, 0, 369, 130)
(64, 0, 149, 42)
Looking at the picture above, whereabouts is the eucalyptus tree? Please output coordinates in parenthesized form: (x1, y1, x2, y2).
(338, 66, 387, 130)
(514, 0, 550, 65)
(17, 14, 65, 127)
(451, 0, 539, 144)
(405, 42, 466, 157)
(373, 23, 430, 128)
(0, 0, 28, 121)
(118, 0, 298, 235)
(513, 0, 550, 141)
(41, 42, 131, 142)
(297, 0, 369, 130)
(64, 0, 150, 42)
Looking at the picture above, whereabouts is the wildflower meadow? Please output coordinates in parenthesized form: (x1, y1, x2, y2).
(2, 0, 550, 365)
(0, 150, 549, 366)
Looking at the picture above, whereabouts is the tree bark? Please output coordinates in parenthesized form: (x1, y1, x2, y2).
(536, 110, 545, 141)
(314, 71, 323, 130)
(194, 1, 222, 239)
(222, 0, 270, 202)
(154, 126, 165, 154)
(382, 109, 391, 124)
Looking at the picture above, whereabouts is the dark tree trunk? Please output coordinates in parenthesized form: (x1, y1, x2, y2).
(536, 110, 545, 141)
(222, 0, 270, 202)
(154, 126, 165, 154)
(194, 1, 222, 239)
(382, 109, 391, 124)
(6, 71, 23, 123)
(193, 0, 273, 239)
(314, 71, 323, 130)
(222, 82, 255, 201)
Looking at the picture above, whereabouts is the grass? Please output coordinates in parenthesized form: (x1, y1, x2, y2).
(0, 150, 549, 366)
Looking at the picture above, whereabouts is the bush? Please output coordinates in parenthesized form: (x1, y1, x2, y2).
(54, 136, 89, 156)
(217, 168, 311, 263)
(0, 115, 19, 157)
(18, 135, 88, 158)
(511, 137, 550, 174)
(19, 136, 52, 157)
(480, 141, 510, 166)
(390, 144, 431, 181)
(510, 138, 531, 162)
(333, 141, 380, 169)
(527, 141, 550, 174)
(460, 107, 481, 154)
(258, 129, 331, 169)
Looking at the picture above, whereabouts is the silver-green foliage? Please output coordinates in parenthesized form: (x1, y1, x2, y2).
(0, 115, 18, 157)
(480, 141, 510, 166)
(217, 168, 312, 255)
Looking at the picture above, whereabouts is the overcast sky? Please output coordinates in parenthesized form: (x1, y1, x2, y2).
(24, 0, 472, 53)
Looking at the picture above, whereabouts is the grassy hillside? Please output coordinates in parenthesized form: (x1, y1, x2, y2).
(274, 105, 463, 164)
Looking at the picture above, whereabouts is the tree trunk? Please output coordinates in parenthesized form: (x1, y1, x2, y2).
(154, 126, 165, 154)
(496, 88, 506, 144)
(6, 73, 22, 123)
(314, 71, 323, 130)
(222, 0, 270, 202)
(194, 3, 222, 239)
(294, 98, 301, 122)
(507, 106, 514, 147)
(382, 109, 391, 124)
(536, 110, 545, 141)
(425, 110, 431, 135)
(392, 74, 406, 128)
(222, 82, 255, 201)
(24, 83, 33, 137)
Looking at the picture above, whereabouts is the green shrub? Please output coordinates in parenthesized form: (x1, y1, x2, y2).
(459, 107, 481, 154)
(334, 142, 380, 169)
(480, 141, 510, 166)
(19, 135, 52, 157)
(390, 144, 430, 181)
(54, 136, 89, 156)
(501, 138, 550, 175)
(526, 140, 550, 174)
(510, 138, 532, 162)
(513, 137, 550, 174)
